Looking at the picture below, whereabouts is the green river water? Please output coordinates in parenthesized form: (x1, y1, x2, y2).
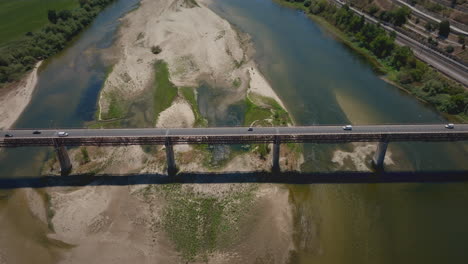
(0, 0, 467, 262)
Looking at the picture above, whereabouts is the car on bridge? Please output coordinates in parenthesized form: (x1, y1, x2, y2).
(445, 123, 454, 129)
(58, 132, 69, 137)
(343, 125, 353, 130)
(4, 133, 13, 137)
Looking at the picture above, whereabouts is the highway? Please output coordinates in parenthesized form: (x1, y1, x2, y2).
(1, 124, 468, 146)
(395, 0, 468, 36)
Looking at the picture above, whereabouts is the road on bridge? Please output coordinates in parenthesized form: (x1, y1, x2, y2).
(2, 124, 468, 141)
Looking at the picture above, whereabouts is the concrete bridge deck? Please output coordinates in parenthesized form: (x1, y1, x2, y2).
(1, 124, 468, 146)
(1, 124, 467, 175)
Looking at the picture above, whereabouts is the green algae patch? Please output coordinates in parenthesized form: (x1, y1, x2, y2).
(153, 60, 179, 118)
(104, 91, 126, 120)
(180, 87, 208, 127)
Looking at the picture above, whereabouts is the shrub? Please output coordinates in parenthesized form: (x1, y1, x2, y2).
(458, 35, 465, 44)
(445, 45, 454, 53)
(151, 45, 162, 54)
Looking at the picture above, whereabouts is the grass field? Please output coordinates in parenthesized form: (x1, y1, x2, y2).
(0, 0, 78, 46)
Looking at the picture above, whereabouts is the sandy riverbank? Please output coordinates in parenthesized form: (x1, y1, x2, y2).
(0, 61, 42, 130)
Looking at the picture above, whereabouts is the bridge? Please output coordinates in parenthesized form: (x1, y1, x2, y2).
(2, 124, 468, 175)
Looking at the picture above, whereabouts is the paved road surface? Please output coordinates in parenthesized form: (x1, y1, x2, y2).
(396, 0, 468, 36)
(2, 124, 468, 139)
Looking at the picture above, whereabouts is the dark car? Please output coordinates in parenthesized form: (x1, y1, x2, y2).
(4, 133, 13, 137)
(33, 130, 41, 134)
(248, 127, 253, 131)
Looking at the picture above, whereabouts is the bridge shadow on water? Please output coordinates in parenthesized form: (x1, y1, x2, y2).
(1, 170, 468, 189)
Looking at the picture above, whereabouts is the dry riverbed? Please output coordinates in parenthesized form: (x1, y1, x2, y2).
(35, 0, 302, 263)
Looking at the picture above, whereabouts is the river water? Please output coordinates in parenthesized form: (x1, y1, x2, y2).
(207, 0, 468, 263)
(0, 0, 467, 262)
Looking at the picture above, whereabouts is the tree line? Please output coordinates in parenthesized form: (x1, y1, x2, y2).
(284, 0, 467, 117)
(0, 0, 115, 87)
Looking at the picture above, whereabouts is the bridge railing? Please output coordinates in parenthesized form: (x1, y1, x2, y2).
(1, 132, 467, 147)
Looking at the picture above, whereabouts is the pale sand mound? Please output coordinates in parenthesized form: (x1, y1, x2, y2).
(47, 185, 179, 263)
(48, 187, 112, 244)
(0, 61, 42, 130)
(155, 98, 195, 128)
(332, 142, 395, 171)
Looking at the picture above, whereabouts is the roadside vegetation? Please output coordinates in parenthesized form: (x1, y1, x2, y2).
(0, 0, 116, 88)
(279, 0, 468, 121)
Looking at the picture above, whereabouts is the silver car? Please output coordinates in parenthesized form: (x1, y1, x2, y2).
(58, 131, 69, 137)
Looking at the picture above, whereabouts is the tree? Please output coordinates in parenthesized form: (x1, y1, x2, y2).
(391, 46, 413, 69)
(390, 7, 411, 27)
(58, 10, 72, 21)
(370, 34, 394, 58)
(444, 94, 466, 114)
(48, 10, 58, 24)
(438, 20, 450, 38)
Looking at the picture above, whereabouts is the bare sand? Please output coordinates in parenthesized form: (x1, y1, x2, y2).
(0, 61, 42, 130)
(155, 98, 195, 128)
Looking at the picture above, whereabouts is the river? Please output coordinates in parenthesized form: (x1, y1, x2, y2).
(207, 0, 468, 263)
(0, 0, 467, 262)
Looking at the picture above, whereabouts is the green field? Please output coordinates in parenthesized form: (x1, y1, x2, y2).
(0, 0, 78, 46)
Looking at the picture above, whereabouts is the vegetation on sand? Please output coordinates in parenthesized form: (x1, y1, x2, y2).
(153, 60, 179, 118)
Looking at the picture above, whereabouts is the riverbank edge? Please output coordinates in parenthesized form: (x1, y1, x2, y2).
(273, 0, 467, 123)
(0, 61, 42, 130)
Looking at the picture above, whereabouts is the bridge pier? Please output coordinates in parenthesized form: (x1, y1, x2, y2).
(53, 139, 72, 176)
(165, 139, 178, 176)
(272, 137, 280, 172)
(372, 140, 389, 170)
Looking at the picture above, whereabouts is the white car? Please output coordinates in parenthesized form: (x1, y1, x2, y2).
(445, 123, 454, 129)
(58, 131, 69, 137)
(343, 125, 352, 130)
